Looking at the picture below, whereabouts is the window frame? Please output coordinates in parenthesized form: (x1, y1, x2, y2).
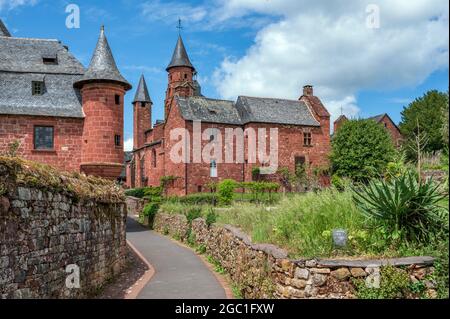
(152, 149, 157, 168)
(115, 94, 121, 105)
(303, 132, 312, 147)
(34, 125, 54, 151)
(210, 159, 218, 178)
(32, 81, 44, 96)
(114, 135, 121, 147)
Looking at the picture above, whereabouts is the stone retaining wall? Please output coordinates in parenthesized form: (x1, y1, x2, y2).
(153, 213, 436, 299)
(125, 196, 148, 217)
(0, 157, 127, 299)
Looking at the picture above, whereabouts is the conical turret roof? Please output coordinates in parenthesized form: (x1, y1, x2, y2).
(166, 35, 194, 71)
(74, 26, 131, 90)
(0, 19, 11, 37)
(133, 75, 152, 103)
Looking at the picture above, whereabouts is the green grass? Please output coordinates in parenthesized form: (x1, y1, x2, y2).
(160, 189, 449, 260)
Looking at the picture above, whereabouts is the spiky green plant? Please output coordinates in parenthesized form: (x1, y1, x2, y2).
(352, 172, 448, 242)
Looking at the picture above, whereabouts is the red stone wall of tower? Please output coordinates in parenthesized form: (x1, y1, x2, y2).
(133, 101, 152, 150)
(165, 66, 194, 118)
(79, 83, 125, 179)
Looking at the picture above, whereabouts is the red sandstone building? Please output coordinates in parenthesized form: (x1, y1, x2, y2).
(0, 21, 331, 192)
(333, 113, 403, 146)
(126, 36, 331, 195)
(0, 22, 131, 179)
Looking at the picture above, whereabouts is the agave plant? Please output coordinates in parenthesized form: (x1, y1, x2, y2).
(352, 172, 448, 243)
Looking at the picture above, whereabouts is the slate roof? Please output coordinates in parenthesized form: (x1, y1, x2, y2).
(177, 96, 242, 125)
(236, 96, 320, 126)
(166, 35, 194, 71)
(368, 114, 386, 123)
(0, 35, 85, 118)
(74, 26, 131, 90)
(133, 75, 152, 103)
(176, 96, 321, 126)
(0, 19, 11, 37)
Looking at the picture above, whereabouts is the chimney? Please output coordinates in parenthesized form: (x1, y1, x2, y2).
(303, 85, 313, 97)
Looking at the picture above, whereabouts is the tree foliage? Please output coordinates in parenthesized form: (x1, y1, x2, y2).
(331, 119, 395, 182)
(399, 90, 448, 159)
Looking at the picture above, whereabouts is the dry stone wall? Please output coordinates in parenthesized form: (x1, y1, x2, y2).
(154, 213, 436, 299)
(0, 157, 127, 299)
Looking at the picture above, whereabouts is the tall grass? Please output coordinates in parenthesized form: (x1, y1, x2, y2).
(217, 189, 366, 257)
(159, 189, 449, 259)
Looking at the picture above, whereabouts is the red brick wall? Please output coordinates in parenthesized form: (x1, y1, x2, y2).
(79, 83, 125, 178)
(133, 101, 152, 150)
(165, 66, 194, 118)
(185, 121, 244, 194)
(0, 114, 83, 172)
(242, 123, 330, 182)
(162, 99, 187, 196)
(379, 115, 403, 147)
(333, 117, 348, 133)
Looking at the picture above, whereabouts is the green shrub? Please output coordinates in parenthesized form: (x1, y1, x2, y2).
(141, 203, 159, 228)
(143, 186, 163, 199)
(218, 179, 237, 206)
(186, 207, 202, 224)
(175, 193, 217, 205)
(240, 181, 280, 203)
(125, 187, 147, 198)
(354, 266, 411, 299)
(331, 119, 395, 182)
(331, 175, 345, 191)
(352, 172, 448, 243)
(205, 208, 217, 227)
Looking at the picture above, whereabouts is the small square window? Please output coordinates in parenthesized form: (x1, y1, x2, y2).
(34, 126, 54, 150)
(303, 132, 312, 147)
(115, 135, 121, 147)
(32, 81, 44, 96)
(115, 95, 121, 105)
(141, 102, 146, 108)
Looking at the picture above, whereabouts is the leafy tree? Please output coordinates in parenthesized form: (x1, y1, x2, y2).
(399, 90, 448, 159)
(331, 119, 395, 182)
(443, 92, 449, 146)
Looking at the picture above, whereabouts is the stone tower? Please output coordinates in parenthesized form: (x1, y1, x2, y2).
(165, 35, 195, 117)
(133, 75, 152, 150)
(74, 26, 131, 180)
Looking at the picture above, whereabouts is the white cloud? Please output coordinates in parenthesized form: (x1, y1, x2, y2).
(124, 138, 133, 152)
(0, 0, 37, 12)
(211, 0, 449, 124)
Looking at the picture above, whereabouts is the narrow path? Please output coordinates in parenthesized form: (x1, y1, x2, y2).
(126, 217, 227, 299)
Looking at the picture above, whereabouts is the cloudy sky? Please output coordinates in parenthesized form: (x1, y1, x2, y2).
(1, 0, 448, 151)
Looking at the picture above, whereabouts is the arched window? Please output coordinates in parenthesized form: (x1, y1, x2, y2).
(152, 149, 157, 168)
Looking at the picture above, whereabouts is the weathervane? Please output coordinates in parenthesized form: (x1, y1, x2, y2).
(177, 18, 183, 35)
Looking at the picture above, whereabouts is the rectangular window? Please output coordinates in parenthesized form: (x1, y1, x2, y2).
(115, 135, 121, 147)
(42, 57, 57, 65)
(115, 94, 121, 105)
(210, 160, 217, 178)
(303, 132, 312, 146)
(32, 81, 44, 96)
(152, 149, 157, 168)
(34, 126, 54, 150)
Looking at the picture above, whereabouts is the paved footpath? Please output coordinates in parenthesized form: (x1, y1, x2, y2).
(126, 217, 227, 299)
